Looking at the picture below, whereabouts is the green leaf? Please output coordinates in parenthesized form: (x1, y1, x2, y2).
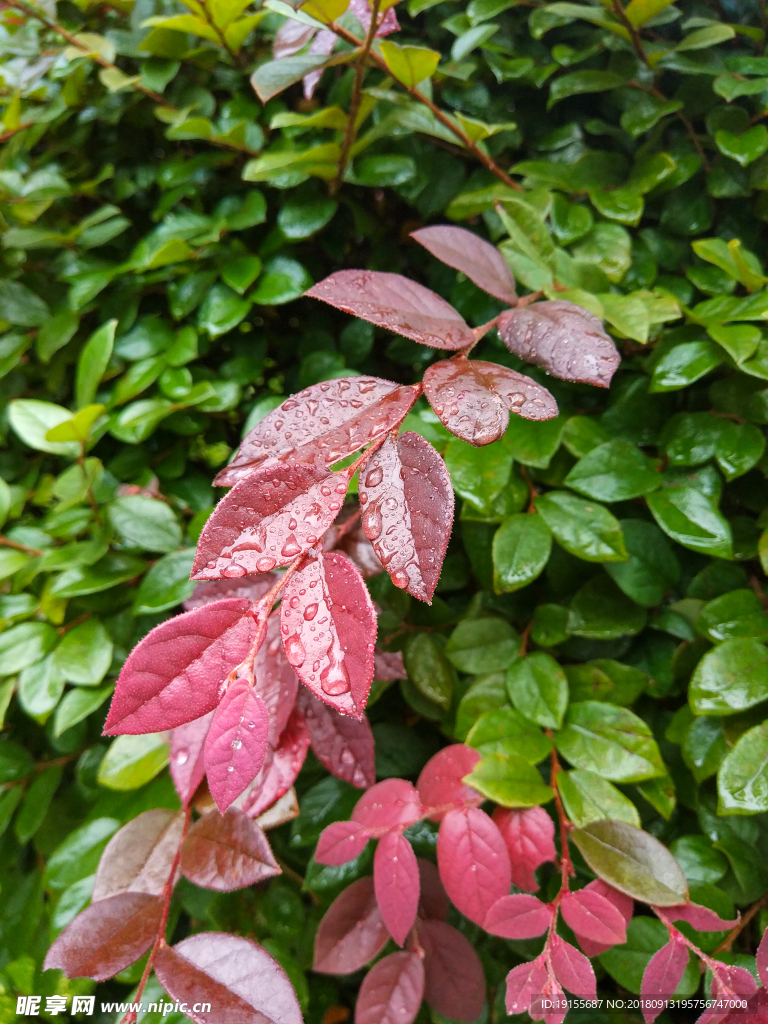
(623, 0, 674, 25)
(599, 292, 651, 341)
(463, 751, 553, 807)
(465, 708, 552, 763)
(600, 918, 697, 994)
(402, 633, 454, 710)
(15, 765, 63, 844)
(0, 622, 58, 676)
(690, 639, 768, 715)
(715, 422, 765, 480)
(715, 126, 768, 167)
(604, 519, 680, 607)
(108, 495, 182, 553)
(446, 617, 520, 673)
(18, 656, 66, 722)
(46, 818, 120, 891)
(531, 604, 570, 647)
(197, 283, 251, 338)
(53, 685, 113, 738)
(109, 398, 174, 443)
(97, 733, 170, 790)
(352, 155, 417, 187)
(250, 55, 334, 104)
(548, 70, 627, 107)
(568, 575, 646, 639)
(590, 188, 644, 227)
(717, 721, 768, 813)
(49, 553, 146, 598)
(0, 740, 34, 783)
(0, 279, 49, 326)
(46, 404, 105, 444)
(378, 40, 441, 88)
(565, 440, 660, 501)
(221, 256, 262, 295)
(647, 485, 732, 558)
(134, 549, 195, 614)
(650, 341, 723, 391)
(492, 514, 551, 593)
(0, 549, 29, 581)
(564, 660, 647, 706)
(52, 618, 113, 685)
(676, 23, 736, 50)
(507, 651, 568, 729)
(454, 672, 509, 740)
(670, 835, 728, 883)
(277, 199, 337, 240)
(558, 768, 641, 827)
(8, 399, 81, 457)
(141, 13, 220, 40)
(502, 413, 565, 469)
(696, 589, 768, 643)
(535, 491, 628, 562)
(249, 257, 312, 305)
(556, 701, 666, 782)
(444, 439, 513, 517)
(683, 715, 726, 782)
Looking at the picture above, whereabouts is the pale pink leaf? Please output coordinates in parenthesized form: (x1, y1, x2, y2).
(254, 612, 300, 745)
(316, 820, 369, 865)
(483, 893, 551, 939)
(273, 18, 315, 59)
(411, 225, 517, 305)
(560, 889, 627, 946)
(302, 29, 335, 100)
(349, 0, 399, 36)
(533, 975, 568, 1024)
(758, 927, 768, 990)
(313, 876, 389, 975)
(664, 902, 738, 931)
(505, 957, 548, 1017)
(170, 711, 214, 806)
(280, 551, 376, 719)
(242, 707, 310, 819)
(93, 809, 184, 902)
(641, 939, 689, 1023)
(493, 806, 556, 892)
(417, 858, 448, 921)
(180, 808, 280, 892)
(183, 574, 276, 611)
(576, 878, 634, 956)
(549, 935, 596, 999)
(306, 270, 475, 351)
(104, 599, 258, 735)
(374, 830, 419, 946)
(298, 688, 375, 789)
(436, 806, 511, 926)
(419, 919, 485, 1022)
(374, 649, 407, 681)
(204, 679, 270, 813)
(355, 950, 425, 1024)
(417, 744, 483, 822)
(359, 432, 454, 603)
(352, 778, 422, 833)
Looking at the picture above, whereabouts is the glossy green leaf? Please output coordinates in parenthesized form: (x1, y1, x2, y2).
(506, 651, 568, 729)
(647, 485, 732, 558)
(445, 617, 520, 674)
(568, 575, 646, 639)
(535, 491, 628, 562)
(565, 440, 660, 501)
(650, 341, 723, 392)
(463, 751, 553, 807)
(403, 633, 454, 710)
(465, 708, 552, 763)
(97, 733, 170, 790)
(492, 513, 551, 593)
(717, 721, 768, 813)
(604, 519, 680, 607)
(558, 768, 641, 827)
(690, 639, 768, 715)
(556, 701, 666, 782)
(52, 618, 113, 685)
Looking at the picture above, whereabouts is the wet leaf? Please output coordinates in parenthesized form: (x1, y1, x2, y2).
(180, 808, 280, 890)
(411, 225, 517, 303)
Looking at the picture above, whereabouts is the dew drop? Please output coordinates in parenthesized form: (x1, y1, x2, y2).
(365, 466, 383, 488)
(366, 508, 383, 539)
(321, 655, 351, 695)
(290, 596, 300, 608)
(321, 485, 332, 496)
(284, 634, 306, 667)
(256, 556, 277, 572)
(232, 739, 242, 750)
(391, 569, 410, 589)
(304, 602, 319, 622)
(288, 517, 298, 530)
(281, 535, 302, 558)
(223, 564, 247, 578)
(175, 749, 189, 766)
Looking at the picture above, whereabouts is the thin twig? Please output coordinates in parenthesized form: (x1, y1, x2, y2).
(714, 891, 768, 953)
(0, 536, 42, 555)
(611, 0, 648, 64)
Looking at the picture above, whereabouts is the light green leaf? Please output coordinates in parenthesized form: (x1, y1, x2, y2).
(507, 651, 568, 729)
(51, 618, 113, 685)
(558, 769, 641, 827)
(97, 733, 170, 790)
(378, 41, 441, 88)
(492, 514, 551, 593)
(446, 617, 520, 674)
(717, 722, 768, 813)
(535, 490, 628, 562)
(690, 639, 768, 715)
(556, 701, 666, 782)
(463, 751, 553, 807)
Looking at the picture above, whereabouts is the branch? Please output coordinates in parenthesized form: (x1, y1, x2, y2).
(714, 891, 768, 953)
(611, 0, 648, 64)
(0, 535, 42, 555)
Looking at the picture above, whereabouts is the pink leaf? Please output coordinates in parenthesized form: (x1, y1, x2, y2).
(355, 950, 425, 1024)
(104, 599, 259, 735)
(359, 432, 454, 603)
(498, 300, 620, 388)
(423, 356, 557, 447)
(93, 809, 184, 901)
(374, 649, 407, 681)
(316, 820, 369, 865)
(298, 688, 375, 789)
(417, 744, 483, 821)
(699, 964, 758, 1024)
(641, 939, 689, 1023)
(204, 678, 270, 813)
(280, 551, 376, 719)
(352, 778, 423, 833)
(505, 957, 548, 1017)
(758, 926, 768, 989)
(183, 574, 276, 611)
(417, 858, 448, 921)
(313, 876, 389, 975)
(493, 806, 556, 892)
(273, 18, 315, 59)
(419, 919, 486, 1022)
(560, 889, 627, 946)
(306, 270, 475, 351)
(180, 808, 280, 892)
(242, 707, 309, 818)
(549, 935, 596, 999)
(349, 0, 399, 37)
(253, 612, 300, 745)
(333, 516, 383, 578)
(411, 225, 517, 305)
(302, 29, 335, 100)
(170, 711, 213, 806)
(215, 377, 419, 487)
(533, 975, 568, 1024)
(436, 806, 511, 926)
(483, 893, 552, 939)
(575, 879, 634, 956)
(374, 831, 419, 945)
(663, 902, 738, 931)
(193, 461, 349, 580)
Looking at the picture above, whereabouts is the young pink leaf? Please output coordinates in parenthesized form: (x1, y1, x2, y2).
(575, 878, 634, 956)
(483, 893, 552, 939)
(204, 678, 270, 813)
(215, 377, 420, 487)
(43, 893, 163, 981)
(411, 225, 517, 305)
(534, 975, 568, 1024)
(493, 805, 556, 892)
(640, 938, 689, 1023)
(170, 711, 214, 806)
(154, 932, 302, 1024)
(193, 461, 349, 580)
(560, 889, 627, 946)
(374, 649, 407, 681)
(662, 902, 738, 931)
(298, 688, 375, 789)
(417, 744, 483, 821)
(104, 598, 259, 735)
(498, 300, 621, 388)
(301, 29, 335, 100)
(273, 18, 314, 59)
(306, 270, 475, 351)
(374, 830, 419, 946)
(419, 919, 486, 1022)
(254, 612, 300, 745)
(180, 808, 280, 891)
(93, 809, 185, 901)
(758, 926, 768, 989)
(549, 935, 597, 999)
(436, 806, 511, 926)
(505, 957, 548, 1017)
(359, 431, 454, 603)
(349, 0, 399, 37)
(280, 551, 376, 719)
(352, 778, 423, 833)
(699, 964, 758, 1024)
(355, 950, 425, 1024)
(418, 858, 449, 921)
(314, 876, 390, 975)
(316, 820, 370, 865)
(242, 707, 310, 818)
(183, 574, 276, 611)
(423, 357, 557, 446)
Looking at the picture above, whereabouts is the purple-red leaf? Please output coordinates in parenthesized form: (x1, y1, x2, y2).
(335, 517, 383, 578)
(493, 805, 556, 892)
(215, 377, 420, 487)
(93, 808, 184, 901)
(307, 270, 475, 351)
(418, 858, 448, 921)
(316, 820, 370, 865)
(374, 830, 419, 946)
(505, 957, 548, 1017)
(254, 612, 300, 745)
(640, 938, 689, 1023)
(242, 707, 310, 818)
(419, 918, 486, 1023)
(154, 932, 302, 1024)
(43, 893, 163, 981)
(498, 300, 621, 388)
(483, 893, 552, 939)
(205, 679, 269, 813)
(355, 950, 425, 1024)
(104, 599, 259, 735)
(549, 935, 597, 999)
(758, 926, 768, 989)
(575, 879, 634, 956)
(436, 807, 511, 926)
(417, 744, 483, 822)
(193, 461, 349, 580)
(411, 225, 517, 305)
(423, 357, 557, 446)
(560, 888, 627, 946)
(352, 778, 423, 833)
(374, 649, 407, 681)
(180, 808, 280, 891)
(184, 574, 276, 611)
(313, 876, 389, 975)
(359, 431, 454, 603)
(171, 712, 213, 806)
(280, 551, 376, 719)
(298, 688, 375, 789)
(663, 902, 738, 931)
(273, 18, 314, 59)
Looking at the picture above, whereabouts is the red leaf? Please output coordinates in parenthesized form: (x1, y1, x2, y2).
(640, 938, 689, 1023)
(180, 808, 279, 891)
(374, 649, 407, 681)
(436, 807, 511, 926)
(493, 806, 556, 892)
(423, 357, 558, 447)
(498, 300, 620, 388)
(335, 517, 383, 578)
(280, 551, 376, 719)
(576, 878, 634, 956)
(205, 679, 269, 813)
(316, 820, 369, 865)
(560, 889, 627, 946)
(307, 270, 475, 351)
(417, 858, 448, 921)
(699, 965, 758, 1024)
(184, 574, 276, 610)
(410, 225, 517, 305)
(359, 432, 454, 603)
(505, 957, 548, 1017)
(483, 893, 552, 939)
(535, 975, 568, 1024)
(154, 932, 302, 1024)
(417, 744, 483, 822)
(758, 927, 768, 989)
(355, 950, 425, 1024)
(43, 893, 163, 981)
(216, 377, 420, 487)
(254, 612, 300, 745)
(242, 707, 310, 818)
(93, 809, 184, 901)
(549, 935, 596, 999)
(352, 778, 423, 833)
(419, 918, 486, 1022)
(663, 902, 738, 931)
(374, 830, 420, 945)
(298, 688, 375, 789)
(314, 876, 390, 974)
(193, 462, 349, 581)
(104, 599, 259, 735)
(171, 711, 213, 806)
